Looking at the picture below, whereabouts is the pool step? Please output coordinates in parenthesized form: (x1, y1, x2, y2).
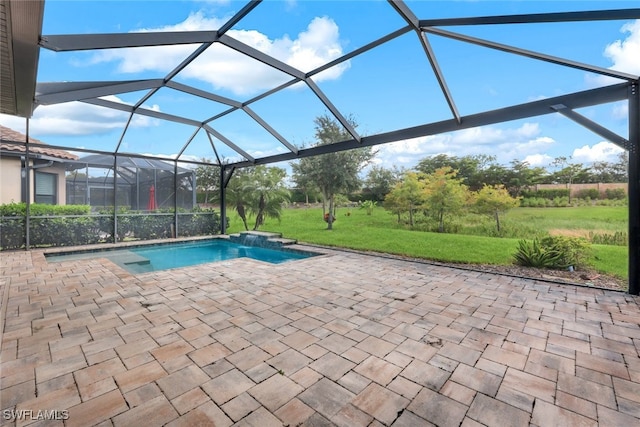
(228, 231, 297, 247)
(267, 237, 297, 246)
(109, 251, 151, 266)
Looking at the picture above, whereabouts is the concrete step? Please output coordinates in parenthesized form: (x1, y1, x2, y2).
(267, 237, 297, 246)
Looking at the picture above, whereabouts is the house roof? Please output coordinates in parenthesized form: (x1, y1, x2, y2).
(0, 125, 78, 160)
(0, 0, 43, 117)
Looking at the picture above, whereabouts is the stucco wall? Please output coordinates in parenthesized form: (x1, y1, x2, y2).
(0, 158, 69, 205)
(0, 158, 22, 203)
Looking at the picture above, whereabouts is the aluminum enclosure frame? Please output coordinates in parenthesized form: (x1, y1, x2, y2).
(5, 1, 640, 293)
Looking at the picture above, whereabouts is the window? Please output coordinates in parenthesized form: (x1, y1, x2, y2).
(35, 171, 57, 204)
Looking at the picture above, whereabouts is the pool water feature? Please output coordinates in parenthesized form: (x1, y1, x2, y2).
(45, 237, 317, 274)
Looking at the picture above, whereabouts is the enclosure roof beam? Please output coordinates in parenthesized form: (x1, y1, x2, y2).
(39, 31, 220, 52)
(418, 32, 461, 123)
(202, 124, 255, 163)
(242, 106, 299, 154)
(388, 1, 461, 123)
(177, 127, 202, 159)
(422, 27, 639, 81)
(59, 145, 216, 168)
(387, 0, 419, 28)
(114, 113, 134, 154)
(134, 41, 216, 110)
(306, 78, 361, 143)
(205, 131, 222, 165)
(205, 32, 365, 144)
(309, 26, 413, 78)
(166, 81, 242, 108)
(217, 0, 262, 36)
(82, 97, 201, 127)
(551, 104, 630, 150)
(218, 34, 306, 80)
(222, 166, 236, 188)
(419, 8, 640, 27)
(35, 79, 163, 105)
(229, 82, 629, 168)
(202, 79, 300, 124)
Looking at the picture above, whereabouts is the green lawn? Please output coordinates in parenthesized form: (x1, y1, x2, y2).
(505, 206, 628, 234)
(226, 206, 628, 280)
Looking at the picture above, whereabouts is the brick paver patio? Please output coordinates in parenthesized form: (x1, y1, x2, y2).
(1, 241, 640, 426)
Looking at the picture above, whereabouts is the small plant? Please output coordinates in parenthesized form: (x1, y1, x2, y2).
(513, 238, 564, 268)
(540, 235, 591, 269)
(359, 200, 376, 215)
(513, 236, 591, 270)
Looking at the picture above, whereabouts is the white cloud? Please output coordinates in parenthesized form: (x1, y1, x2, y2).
(588, 19, 640, 86)
(376, 122, 550, 168)
(88, 12, 348, 95)
(572, 141, 624, 163)
(523, 153, 553, 167)
(604, 20, 640, 75)
(1, 96, 159, 137)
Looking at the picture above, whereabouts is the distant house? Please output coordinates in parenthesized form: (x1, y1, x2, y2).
(0, 125, 78, 205)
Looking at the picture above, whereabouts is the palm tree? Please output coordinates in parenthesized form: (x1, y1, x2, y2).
(247, 166, 290, 231)
(225, 169, 251, 231)
(225, 166, 290, 231)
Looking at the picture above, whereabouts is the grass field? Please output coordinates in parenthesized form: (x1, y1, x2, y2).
(505, 206, 627, 237)
(226, 206, 628, 279)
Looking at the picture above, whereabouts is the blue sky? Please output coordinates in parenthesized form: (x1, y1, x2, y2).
(1, 0, 639, 173)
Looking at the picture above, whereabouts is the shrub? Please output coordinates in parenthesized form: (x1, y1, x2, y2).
(552, 196, 569, 207)
(1, 203, 97, 249)
(1, 203, 220, 250)
(604, 188, 626, 200)
(513, 236, 592, 270)
(540, 235, 592, 269)
(178, 207, 220, 236)
(574, 189, 600, 200)
(513, 238, 565, 268)
(521, 189, 570, 200)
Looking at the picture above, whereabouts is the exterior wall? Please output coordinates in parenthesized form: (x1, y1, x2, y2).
(0, 157, 22, 204)
(534, 182, 627, 197)
(0, 157, 69, 205)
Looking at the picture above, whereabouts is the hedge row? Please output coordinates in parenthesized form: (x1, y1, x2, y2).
(0, 203, 220, 250)
(520, 189, 570, 199)
(521, 188, 626, 200)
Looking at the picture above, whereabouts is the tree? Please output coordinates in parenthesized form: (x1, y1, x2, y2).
(473, 185, 520, 232)
(383, 172, 428, 227)
(612, 151, 628, 182)
(247, 166, 290, 230)
(290, 114, 375, 230)
(225, 166, 289, 231)
(423, 167, 469, 233)
(504, 160, 545, 197)
(225, 168, 252, 231)
(551, 156, 584, 202)
(195, 158, 219, 204)
(363, 165, 403, 202)
(416, 154, 498, 191)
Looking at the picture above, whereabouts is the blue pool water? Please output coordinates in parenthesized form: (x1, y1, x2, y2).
(46, 239, 317, 273)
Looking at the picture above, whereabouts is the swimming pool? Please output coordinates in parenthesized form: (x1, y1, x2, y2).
(45, 239, 318, 273)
